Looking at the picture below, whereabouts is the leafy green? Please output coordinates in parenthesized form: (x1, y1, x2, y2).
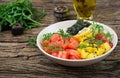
(92, 23, 103, 37)
(0, 0, 46, 31)
(114, 60, 120, 63)
(27, 36, 37, 47)
(37, 10, 46, 19)
(95, 40, 103, 45)
(105, 32, 112, 40)
(92, 23, 97, 37)
(87, 37, 95, 44)
(42, 33, 53, 41)
(77, 44, 87, 49)
(58, 29, 71, 39)
(47, 44, 63, 52)
(98, 24, 103, 33)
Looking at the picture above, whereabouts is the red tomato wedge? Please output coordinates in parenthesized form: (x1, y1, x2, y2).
(50, 34, 63, 42)
(43, 47, 52, 54)
(61, 51, 69, 59)
(58, 51, 69, 59)
(61, 38, 70, 49)
(96, 33, 109, 43)
(50, 34, 64, 47)
(96, 33, 103, 40)
(52, 52, 58, 57)
(58, 51, 63, 58)
(40, 40, 50, 45)
(67, 37, 79, 49)
(101, 37, 109, 43)
(68, 49, 81, 59)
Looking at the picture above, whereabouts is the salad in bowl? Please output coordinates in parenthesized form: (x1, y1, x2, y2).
(37, 20, 118, 66)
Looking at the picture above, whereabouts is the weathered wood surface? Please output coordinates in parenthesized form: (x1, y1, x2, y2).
(0, 0, 120, 78)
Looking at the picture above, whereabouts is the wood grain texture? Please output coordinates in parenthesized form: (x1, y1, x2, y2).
(0, 0, 120, 78)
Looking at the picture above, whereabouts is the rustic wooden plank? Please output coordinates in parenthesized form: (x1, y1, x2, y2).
(0, 58, 119, 78)
(0, 43, 41, 58)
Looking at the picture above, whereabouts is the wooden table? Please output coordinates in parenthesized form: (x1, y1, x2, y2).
(0, 0, 120, 78)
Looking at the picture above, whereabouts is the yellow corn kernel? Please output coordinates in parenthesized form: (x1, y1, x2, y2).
(100, 42, 111, 52)
(80, 41, 89, 45)
(93, 44, 97, 47)
(80, 37, 87, 41)
(77, 49, 89, 59)
(96, 48, 105, 56)
(74, 35, 87, 41)
(86, 53, 97, 59)
(73, 34, 80, 40)
(85, 47, 97, 53)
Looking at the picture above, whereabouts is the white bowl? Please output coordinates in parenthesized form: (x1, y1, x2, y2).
(37, 20, 118, 67)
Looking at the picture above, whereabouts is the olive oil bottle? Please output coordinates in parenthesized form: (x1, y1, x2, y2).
(73, 0, 96, 20)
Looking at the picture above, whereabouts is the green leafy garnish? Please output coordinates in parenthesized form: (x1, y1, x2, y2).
(48, 44, 63, 52)
(95, 40, 103, 45)
(105, 32, 112, 40)
(114, 60, 120, 63)
(58, 29, 71, 39)
(0, 0, 46, 31)
(77, 44, 87, 49)
(92, 23, 103, 37)
(42, 33, 53, 41)
(87, 37, 95, 44)
(27, 36, 37, 47)
(38, 10, 46, 19)
(97, 24, 103, 33)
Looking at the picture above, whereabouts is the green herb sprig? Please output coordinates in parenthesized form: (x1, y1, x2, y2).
(92, 23, 103, 37)
(0, 0, 46, 31)
(105, 32, 112, 40)
(58, 29, 71, 39)
(77, 44, 87, 49)
(114, 60, 120, 63)
(42, 33, 53, 41)
(47, 44, 63, 52)
(27, 36, 37, 47)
